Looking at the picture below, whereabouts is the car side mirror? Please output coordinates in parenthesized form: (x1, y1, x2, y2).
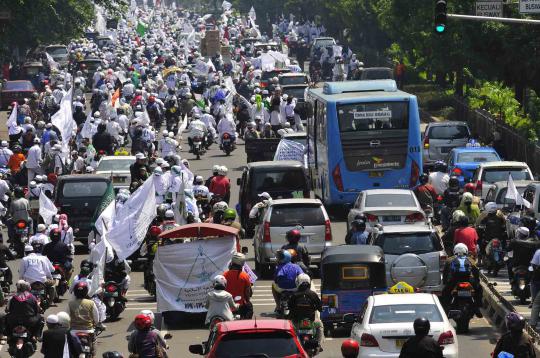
(343, 313, 356, 323)
(189, 344, 204, 355)
(241, 246, 249, 254)
(237, 178, 241, 185)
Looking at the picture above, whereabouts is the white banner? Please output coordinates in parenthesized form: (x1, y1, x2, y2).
(107, 175, 157, 260)
(6, 102, 18, 135)
(51, 87, 75, 154)
(154, 237, 236, 313)
(39, 191, 58, 225)
(274, 139, 306, 167)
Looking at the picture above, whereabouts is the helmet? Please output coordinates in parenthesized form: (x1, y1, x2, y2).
(213, 201, 228, 214)
(452, 210, 466, 223)
(165, 209, 174, 219)
(37, 224, 47, 232)
(286, 229, 301, 243)
(462, 192, 474, 204)
(50, 228, 61, 242)
(419, 173, 429, 185)
(218, 166, 228, 176)
(516, 226, 530, 240)
(464, 183, 476, 194)
(157, 204, 169, 218)
(295, 273, 311, 289)
(276, 249, 291, 264)
(231, 252, 246, 266)
(433, 160, 446, 172)
(413, 317, 430, 336)
(134, 314, 152, 330)
(453, 243, 468, 256)
(223, 208, 237, 221)
(341, 339, 360, 358)
(194, 175, 204, 185)
(74, 281, 89, 299)
(485, 202, 497, 214)
(505, 312, 525, 332)
(212, 275, 227, 289)
(140, 309, 155, 323)
(448, 175, 459, 189)
(351, 219, 366, 231)
(102, 352, 124, 358)
(212, 164, 220, 174)
(57, 311, 70, 328)
(24, 245, 34, 254)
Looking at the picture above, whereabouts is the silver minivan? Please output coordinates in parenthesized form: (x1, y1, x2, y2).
(253, 198, 332, 277)
(370, 224, 445, 293)
(423, 121, 471, 169)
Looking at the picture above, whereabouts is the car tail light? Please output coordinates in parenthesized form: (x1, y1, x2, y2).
(475, 180, 483, 196)
(16, 221, 26, 229)
(458, 282, 472, 290)
(53, 265, 61, 271)
(439, 253, 447, 272)
(106, 284, 117, 293)
(452, 167, 463, 176)
(409, 160, 420, 188)
(360, 333, 379, 347)
(324, 220, 332, 241)
(366, 214, 378, 222)
(263, 221, 271, 242)
(223, 133, 230, 139)
(150, 226, 162, 237)
(438, 330, 455, 345)
(405, 212, 425, 223)
(332, 164, 344, 192)
(423, 136, 429, 149)
(321, 294, 337, 308)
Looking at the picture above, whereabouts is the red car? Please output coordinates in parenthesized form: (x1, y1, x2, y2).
(189, 319, 309, 358)
(1, 80, 35, 109)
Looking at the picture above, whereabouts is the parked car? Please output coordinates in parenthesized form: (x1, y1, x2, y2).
(422, 121, 471, 170)
(347, 189, 428, 231)
(237, 160, 310, 237)
(446, 147, 501, 186)
(472, 161, 534, 199)
(350, 293, 458, 358)
(360, 67, 394, 80)
(484, 180, 535, 210)
(189, 319, 309, 358)
(370, 224, 445, 293)
(0, 80, 35, 109)
(95, 156, 136, 193)
(279, 73, 309, 86)
(54, 175, 111, 244)
(253, 198, 332, 277)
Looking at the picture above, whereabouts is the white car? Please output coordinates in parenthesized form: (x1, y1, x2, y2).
(350, 293, 458, 358)
(472, 161, 533, 199)
(95, 156, 136, 192)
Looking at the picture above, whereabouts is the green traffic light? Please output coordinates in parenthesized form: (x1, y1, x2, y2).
(436, 24, 446, 33)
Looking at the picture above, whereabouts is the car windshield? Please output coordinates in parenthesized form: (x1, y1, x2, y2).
(97, 159, 135, 172)
(482, 168, 531, 183)
(280, 76, 308, 86)
(4, 82, 33, 91)
(62, 181, 108, 197)
(251, 169, 307, 197)
(314, 39, 335, 48)
(370, 304, 443, 324)
(457, 152, 499, 163)
(214, 331, 300, 358)
(374, 233, 442, 255)
(47, 47, 67, 56)
(338, 102, 408, 133)
(365, 193, 416, 207)
(428, 125, 469, 140)
(496, 187, 527, 205)
(270, 204, 325, 226)
(282, 87, 307, 99)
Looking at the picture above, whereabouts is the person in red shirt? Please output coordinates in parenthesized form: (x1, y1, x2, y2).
(413, 173, 438, 211)
(209, 166, 231, 203)
(223, 252, 252, 319)
(453, 215, 479, 256)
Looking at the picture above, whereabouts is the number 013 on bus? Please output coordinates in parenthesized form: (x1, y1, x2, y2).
(305, 80, 422, 207)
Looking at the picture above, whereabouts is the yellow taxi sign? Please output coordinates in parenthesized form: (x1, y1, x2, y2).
(388, 281, 415, 294)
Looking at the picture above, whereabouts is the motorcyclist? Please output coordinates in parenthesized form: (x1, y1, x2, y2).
(493, 312, 535, 358)
(19, 244, 55, 303)
(413, 173, 437, 211)
(205, 275, 239, 325)
(128, 314, 168, 357)
(507, 226, 540, 283)
(207, 201, 228, 224)
(5, 280, 43, 339)
(272, 249, 304, 311)
(223, 253, 253, 319)
(345, 219, 369, 245)
(288, 273, 323, 350)
(442, 243, 483, 317)
(8, 186, 32, 244)
(399, 318, 443, 358)
(205, 164, 220, 188)
(428, 161, 449, 195)
(209, 166, 231, 204)
(104, 256, 130, 299)
(69, 281, 99, 352)
(183, 113, 208, 153)
(243, 121, 260, 140)
(42, 228, 72, 278)
(341, 339, 360, 358)
(160, 209, 179, 232)
(164, 88, 180, 134)
(281, 229, 310, 273)
(457, 192, 481, 225)
(216, 114, 237, 148)
(453, 214, 479, 257)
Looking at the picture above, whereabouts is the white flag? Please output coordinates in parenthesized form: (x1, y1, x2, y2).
(222, 0, 232, 10)
(505, 173, 531, 208)
(51, 87, 76, 154)
(6, 102, 18, 135)
(88, 237, 108, 296)
(39, 191, 58, 225)
(107, 175, 157, 260)
(45, 52, 59, 70)
(248, 6, 256, 20)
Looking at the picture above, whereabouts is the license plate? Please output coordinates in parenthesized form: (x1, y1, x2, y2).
(300, 235, 309, 243)
(383, 215, 401, 222)
(298, 329, 311, 334)
(396, 339, 406, 348)
(223, 139, 230, 144)
(458, 290, 472, 297)
(52, 274, 61, 279)
(369, 171, 384, 178)
(107, 292, 118, 297)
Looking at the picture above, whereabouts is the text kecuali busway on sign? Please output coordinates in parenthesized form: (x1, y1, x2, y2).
(476, 0, 503, 17)
(520, 0, 540, 13)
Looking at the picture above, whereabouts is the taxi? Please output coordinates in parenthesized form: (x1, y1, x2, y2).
(349, 282, 458, 358)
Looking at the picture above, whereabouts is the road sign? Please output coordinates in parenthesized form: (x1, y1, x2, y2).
(520, 0, 540, 13)
(476, 0, 503, 17)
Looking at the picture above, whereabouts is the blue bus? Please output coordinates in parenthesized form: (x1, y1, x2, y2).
(306, 80, 422, 207)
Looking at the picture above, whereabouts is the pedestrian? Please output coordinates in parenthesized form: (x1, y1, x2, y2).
(41, 314, 83, 358)
(395, 58, 406, 89)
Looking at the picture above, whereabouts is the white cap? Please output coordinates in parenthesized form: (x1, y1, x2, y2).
(46, 314, 59, 324)
(258, 192, 271, 200)
(135, 153, 146, 160)
(85, 166, 94, 173)
(37, 224, 47, 232)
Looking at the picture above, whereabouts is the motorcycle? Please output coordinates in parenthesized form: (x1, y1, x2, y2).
(7, 325, 36, 358)
(221, 133, 234, 156)
(52, 262, 69, 299)
(277, 291, 294, 318)
(294, 319, 321, 357)
(103, 281, 126, 320)
(511, 266, 530, 304)
(12, 220, 29, 258)
(205, 131, 214, 149)
(192, 136, 205, 160)
(30, 281, 50, 311)
(195, 195, 210, 222)
(208, 296, 242, 330)
(485, 238, 505, 277)
(448, 281, 476, 333)
(74, 325, 103, 358)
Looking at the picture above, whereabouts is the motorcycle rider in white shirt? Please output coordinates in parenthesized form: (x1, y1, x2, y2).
(183, 116, 208, 153)
(216, 114, 236, 146)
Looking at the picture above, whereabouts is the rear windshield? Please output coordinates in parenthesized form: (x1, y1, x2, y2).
(370, 304, 442, 324)
(365, 193, 416, 208)
(280, 76, 308, 86)
(270, 204, 325, 226)
(97, 159, 135, 172)
(282, 87, 307, 100)
(314, 39, 335, 48)
(457, 151, 499, 163)
(47, 47, 67, 56)
(323, 263, 386, 290)
(338, 102, 408, 133)
(62, 181, 108, 197)
(261, 70, 290, 80)
(428, 125, 469, 140)
(81, 61, 102, 71)
(4, 82, 33, 91)
(373, 233, 442, 255)
(251, 169, 307, 195)
(482, 168, 531, 183)
(215, 331, 300, 357)
(496, 187, 527, 205)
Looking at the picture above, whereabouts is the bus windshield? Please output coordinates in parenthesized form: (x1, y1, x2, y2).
(338, 102, 408, 132)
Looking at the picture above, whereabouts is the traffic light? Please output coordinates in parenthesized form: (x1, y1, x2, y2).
(435, 0, 447, 34)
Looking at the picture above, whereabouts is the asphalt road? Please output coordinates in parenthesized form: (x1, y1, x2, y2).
(0, 111, 503, 357)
